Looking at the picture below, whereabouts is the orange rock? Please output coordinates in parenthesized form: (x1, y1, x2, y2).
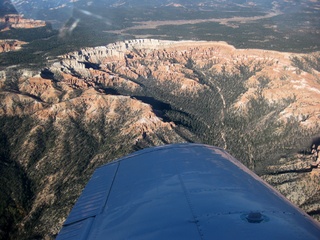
(1, 40, 320, 129)
(0, 14, 46, 31)
(0, 40, 27, 53)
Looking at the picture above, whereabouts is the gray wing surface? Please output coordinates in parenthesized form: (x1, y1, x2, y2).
(56, 143, 320, 239)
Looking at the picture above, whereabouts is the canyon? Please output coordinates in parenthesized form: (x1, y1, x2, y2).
(51, 39, 320, 127)
(1, 39, 320, 239)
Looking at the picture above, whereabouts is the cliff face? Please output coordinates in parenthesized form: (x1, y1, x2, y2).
(0, 14, 46, 31)
(0, 48, 184, 239)
(53, 39, 320, 127)
(1, 39, 320, 239)
(0, 40, 27, 53)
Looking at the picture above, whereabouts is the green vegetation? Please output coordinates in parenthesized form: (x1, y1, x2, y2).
(126, 15, 320, 53)
(74, 2, 266, 22)
(0, 117, 33, 240)
(106, 56, 319, 175)
(0, 93, 180, 239)
(1, 1, 320, 238)
(1, 1, 319, 68)
(291, 53, 320, 74)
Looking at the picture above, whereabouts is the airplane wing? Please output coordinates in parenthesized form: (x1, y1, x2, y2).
(56, 143, 320, 239)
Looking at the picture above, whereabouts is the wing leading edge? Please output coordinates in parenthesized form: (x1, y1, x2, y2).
(56, 143, 320, 239)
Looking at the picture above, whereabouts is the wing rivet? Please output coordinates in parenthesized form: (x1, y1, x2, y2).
(246, 212, 264, 223)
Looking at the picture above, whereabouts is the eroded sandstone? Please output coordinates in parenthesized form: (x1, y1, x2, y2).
(1, 39, 320, 239)
(0, 14, 46, 31)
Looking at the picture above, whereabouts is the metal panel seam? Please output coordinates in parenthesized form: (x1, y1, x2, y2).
(100, 161, 121, 213)
(173, 160, 204, 240)
(83, 162, 121, 240)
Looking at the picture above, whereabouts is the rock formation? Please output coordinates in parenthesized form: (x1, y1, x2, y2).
(52, 39, 320, 127)
(0, 39, 27, 53)
(262, 153, 320, 220)
(1, 39, 320, 239)
(0, 14, 46, 31)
